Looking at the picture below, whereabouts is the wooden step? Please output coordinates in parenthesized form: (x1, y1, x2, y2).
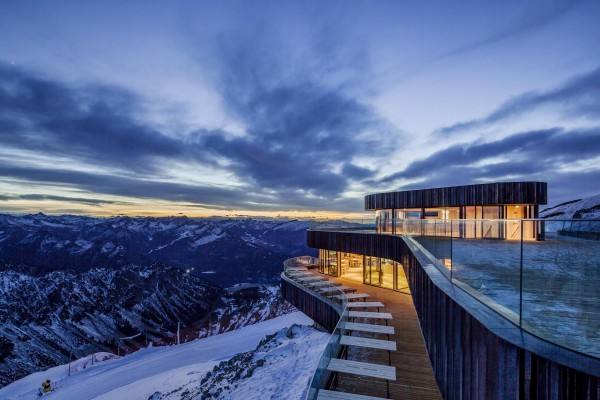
(317, 389, 388, 400)
(327, 358, 396, 381)
(319, 285, 356, 293)
(340, 335, 397, 351)
(335, 293, 369, 301)
(309, 280, 340, 288)
(297, 276, 328, 283)
(343, 322, 395, 335)
(287, 271, 312, 277)
(348, 311, 393, 321)
(346, 302, 384, 311)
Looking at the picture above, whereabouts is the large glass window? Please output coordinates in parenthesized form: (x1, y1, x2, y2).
(463, 206, 479, 238)
(395, 208, 422, 235)
(338, 252, 363, 282)
(396, 262, 408, 292)
(482, 206, 502, 238)
(363, 256, 407, 292)
(380, 258, 394, 289)
(319, 250, 339, 276)
(376, 210, 393, 233)
(364, 256, 377, 284)
(326, 250, 338, 276)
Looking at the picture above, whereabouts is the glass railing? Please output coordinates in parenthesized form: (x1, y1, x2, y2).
(281, 257, 348, 399)
(310, 219, 376, 231)
(397, 218, 600, 359)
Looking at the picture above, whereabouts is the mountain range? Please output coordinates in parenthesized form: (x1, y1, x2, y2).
(0, 214, 314, 286)
(0, 214, 312, 387)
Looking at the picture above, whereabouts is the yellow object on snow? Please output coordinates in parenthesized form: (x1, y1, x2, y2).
(41, 380, 52, 393)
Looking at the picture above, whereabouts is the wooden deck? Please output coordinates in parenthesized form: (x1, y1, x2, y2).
(330, 276, 441, 400)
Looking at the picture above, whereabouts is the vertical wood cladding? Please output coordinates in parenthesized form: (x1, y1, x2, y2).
(364, 181, 548, 210)
(306, 230, 600, 399)
(280, 274, 340, 333)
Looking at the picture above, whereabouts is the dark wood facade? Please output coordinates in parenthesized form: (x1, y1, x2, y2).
(307, 230, 600, 399)
(365, 181, 547, 210)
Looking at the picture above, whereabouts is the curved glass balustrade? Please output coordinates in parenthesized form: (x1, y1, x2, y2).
(310, 219, 600, 359)
(281, 257, 348, 400)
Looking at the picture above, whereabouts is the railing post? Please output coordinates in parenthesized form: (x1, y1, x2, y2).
(450, 220, 453, 281)
(519, 219, 524, 327)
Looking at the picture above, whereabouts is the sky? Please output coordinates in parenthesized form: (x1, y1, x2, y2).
(0, 0, 599, 217)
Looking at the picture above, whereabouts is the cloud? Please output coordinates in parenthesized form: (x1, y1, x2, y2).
(377, 127, 600, 202)
(16, 194, 118, 206)
(0, 53, 396, 210)
(429, 1, 582, 67)
(192, 22, 395, 197)
(436, 66, 600, 136)
(0, 162, 365, 211)
(0, 63, 200, 174)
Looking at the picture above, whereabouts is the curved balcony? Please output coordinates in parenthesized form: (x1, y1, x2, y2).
(282, 256, 441, 399)
(305, 219, 600, 399)
(281, 257, 349, 398)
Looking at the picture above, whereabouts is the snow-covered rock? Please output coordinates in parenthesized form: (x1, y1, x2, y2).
(0, 313, 328, 400)
(540, 194, 600, 219)
(0, 264, 221, 387)
(185, 324, 328, 400)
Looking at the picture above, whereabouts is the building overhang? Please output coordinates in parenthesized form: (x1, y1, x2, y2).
(364, 181, 547, 210)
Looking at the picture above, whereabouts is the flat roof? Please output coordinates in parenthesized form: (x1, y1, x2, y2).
(365, 181, 547, 210)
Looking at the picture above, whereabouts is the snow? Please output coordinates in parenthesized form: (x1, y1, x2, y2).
(541, 194, 600, 219)
(0, 312, 320, 400)
(191, 232, 226, 247)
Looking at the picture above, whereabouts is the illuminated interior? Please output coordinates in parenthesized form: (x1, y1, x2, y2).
(318, 249, 410, 293)
(376, 204, 539, 240)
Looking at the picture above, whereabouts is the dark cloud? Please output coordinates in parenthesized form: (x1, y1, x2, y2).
(0, 163, 256, 209)
(0, 63, 199, 174)
(377, 127, 600, 203)
(195, 24, 394, 197)
(436, 66, 600, 136)
(341, 163, 373, 180)
(0, 25, 392, 212)
(17, 194, 117, 206)
(0, 162, 362, 212)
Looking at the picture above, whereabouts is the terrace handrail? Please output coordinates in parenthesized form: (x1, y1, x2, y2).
(281, 257, 349, 400)
(308, 218, 600, 362)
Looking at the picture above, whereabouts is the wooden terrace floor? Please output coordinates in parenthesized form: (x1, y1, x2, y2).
(327, 274, 441, 400)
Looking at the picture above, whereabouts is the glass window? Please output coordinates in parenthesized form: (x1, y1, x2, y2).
(376, 210, 393, 233)
(364, 256, 377, 284)
(380, 258, 394, 289)
(325, 250, 338, 276)
(395, 262, 408, 292)
(482, 206, 501, 238)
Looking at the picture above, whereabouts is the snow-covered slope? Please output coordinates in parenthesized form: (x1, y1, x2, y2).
(0, 263, 294, 388)
(540, 194, 600, 219)
(188, 324, 327, 400)
(0, 312, 328, 400)
(0, 263, 221, 387)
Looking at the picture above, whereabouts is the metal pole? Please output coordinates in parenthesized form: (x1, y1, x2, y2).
(177, 322, 180, 345)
